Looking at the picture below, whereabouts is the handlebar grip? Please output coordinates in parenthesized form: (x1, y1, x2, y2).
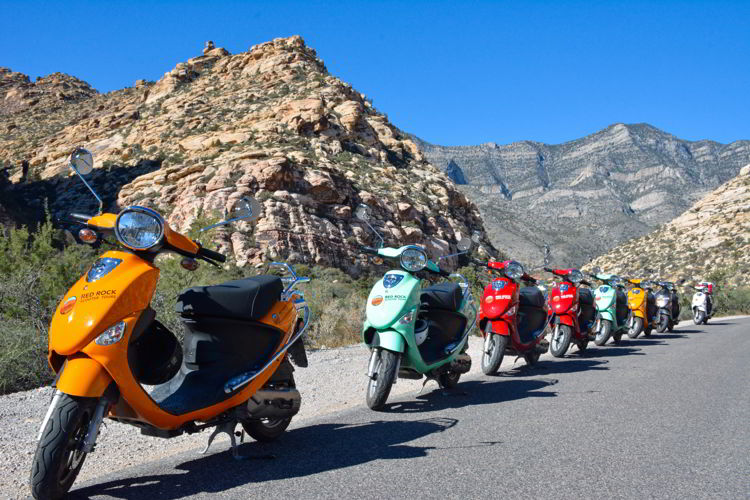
(70, 213, 93, 222)
(523, 276, 538, 284)
(438, 268, 451, 277)
(581, 279, 592, 287)
(198, 246, 226, 263)
(543, 267, 553, 272)
(360, 245, 379, 255)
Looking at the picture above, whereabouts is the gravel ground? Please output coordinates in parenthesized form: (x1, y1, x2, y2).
(2, 316, 745, 499)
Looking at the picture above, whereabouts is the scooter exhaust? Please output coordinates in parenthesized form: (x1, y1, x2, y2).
(449, 353, 472, 374)
(245, 387, 301, 419)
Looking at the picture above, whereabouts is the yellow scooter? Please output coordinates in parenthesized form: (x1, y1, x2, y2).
(626, 279, 658, 338)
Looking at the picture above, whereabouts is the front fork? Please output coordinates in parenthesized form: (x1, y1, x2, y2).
(367, 348, 401, 385)
(37, 389, 112, 453)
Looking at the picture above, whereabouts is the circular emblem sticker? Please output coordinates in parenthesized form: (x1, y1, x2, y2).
(371, 296, 383, 306)
(485, 296, 494, 303)
(60, 296, 77, 315)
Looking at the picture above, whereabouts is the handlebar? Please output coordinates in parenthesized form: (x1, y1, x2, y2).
(197, 246, 226, 263)
(581, 279, 592, 287)
(360, 245, 379, 255)
(69, 213, 93, 222)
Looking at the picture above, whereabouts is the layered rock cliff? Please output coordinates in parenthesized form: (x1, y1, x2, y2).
(585, 165, 750, 286)
(0, 36, 495, 272)
(418, 125, 750, 267)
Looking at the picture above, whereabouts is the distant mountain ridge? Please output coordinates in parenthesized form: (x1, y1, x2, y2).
(416, 124, 750, 268)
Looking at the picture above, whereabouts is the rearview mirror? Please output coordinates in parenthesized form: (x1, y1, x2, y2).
(355, 204, 370, 221)
(457, 238, 472, 252)
(200, 196, 263, 232)
(70, 148, 94, 176)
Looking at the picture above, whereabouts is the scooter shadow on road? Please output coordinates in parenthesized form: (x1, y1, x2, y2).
(70, 417, 459, 499)
(380, 378, 558, 414)
(499, 356, 612, 378)
(568, 346, 645, 359)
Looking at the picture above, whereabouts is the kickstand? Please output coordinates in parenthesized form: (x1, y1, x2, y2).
(417, 376, 434, 396)
(200, 420, 240, 458)
(513, 355, 522, 365)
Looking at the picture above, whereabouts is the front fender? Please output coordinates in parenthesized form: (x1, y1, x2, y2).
(553, 313, 575, 327)
(56, 354, 113, 397)
(483, 319, 510, 336)
(598, 309, 615, 322)
(372, 330, 406, 353)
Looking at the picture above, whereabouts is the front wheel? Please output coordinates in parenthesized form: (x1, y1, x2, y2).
(366, 348, 399, 411)
(657, 314, 669, 333)
(628, 317, 643, 338)
(550, 324, 572, 357)
(594, 319, 613, 346)
(481, 326, 508, 375)
(30, 394, 97, 500)
(242, 417, 292, 442)
(694, 309, 706, 325)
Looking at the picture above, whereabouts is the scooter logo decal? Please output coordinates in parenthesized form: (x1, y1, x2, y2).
(552, 296, 559, 301)
(492, 280, 506, 290)
(60, 296, 77, 315)
(485, 296, 494, 303)
(371, 295, 384, 306)
(560, 284, 569, 292)
(632, 289, 640, 294)
(383, 273, 404, 289)
(599, 286, 608, 293)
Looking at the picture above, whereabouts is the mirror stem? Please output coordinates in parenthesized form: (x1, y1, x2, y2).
(71, 164, 104, 215)
(362, 218, 384, 249)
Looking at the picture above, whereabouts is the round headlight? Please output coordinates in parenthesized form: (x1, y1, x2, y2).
(400, 246, 427, 273)
(504, 261, 524, 280)
(115, 207, 164, 250)
(567, 269, 583, 284)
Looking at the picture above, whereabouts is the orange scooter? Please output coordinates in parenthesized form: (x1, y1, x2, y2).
(31, 148, 311, 500)
(626, 278, 657, 338)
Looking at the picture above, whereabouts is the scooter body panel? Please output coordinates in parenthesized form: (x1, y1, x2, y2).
(49, 251, 160, 356)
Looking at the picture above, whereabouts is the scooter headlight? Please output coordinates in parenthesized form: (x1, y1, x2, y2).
(400, 246, 427, 273)
(95, 321, 126, 346)
(567, 269, 583, 284)
(115, 206, 165, 251)
(504, 261, 524, 280)
(656, 296, 669, 307)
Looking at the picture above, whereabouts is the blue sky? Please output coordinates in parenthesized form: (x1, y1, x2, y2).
(1, 1, 748, 146)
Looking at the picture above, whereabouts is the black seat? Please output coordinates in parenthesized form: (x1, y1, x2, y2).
(519, 286, 545, 308)
(176, 275, 283, 321)
(578, 288, 594, 306)
(421, 283, 462, 312)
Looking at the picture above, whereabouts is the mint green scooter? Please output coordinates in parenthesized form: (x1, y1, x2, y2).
(590, 272, 629, 345)
(355, 205, 477, 410)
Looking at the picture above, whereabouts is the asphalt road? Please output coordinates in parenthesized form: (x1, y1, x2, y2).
(68, 317, 749, 500)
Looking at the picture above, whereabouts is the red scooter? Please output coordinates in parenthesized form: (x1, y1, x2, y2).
(545, 267, 596, 357)
(476, 260, 550, 375)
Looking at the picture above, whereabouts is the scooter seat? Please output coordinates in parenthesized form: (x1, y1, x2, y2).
(578, 288, 594, 306)
(421, 283, 462, 311)
(176, 275, 283, 321)
(519, 286, 545, 308)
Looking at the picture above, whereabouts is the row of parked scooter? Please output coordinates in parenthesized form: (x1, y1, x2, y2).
(356, 204, 716, 409)
(28, 147, 718, 500)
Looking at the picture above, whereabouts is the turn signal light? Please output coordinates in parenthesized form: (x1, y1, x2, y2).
(59, 296, 77, 315)
(78, 228, 98, 244)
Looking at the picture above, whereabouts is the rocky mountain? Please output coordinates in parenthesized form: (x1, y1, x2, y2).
(585, 165, 750, 287)
(0, 36, 496, 273)
(417, 125, 750, 268)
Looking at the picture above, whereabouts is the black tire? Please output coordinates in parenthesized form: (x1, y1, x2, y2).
(577, 339, 589, 353)
(524, 351, 541, 366)
(365, 349, 399, 410)
(667, 319, 674, 332)
(242, 417, 293, 443)
(438, 370, 461, 389)
(550, 324, 572, 357)
(657, 315, 669, 333)
(612, 331, 623, 344)
(644, 325, 653, 337)
(30, 394, 96, 500)
(628, 317, 643, 339)
(481, 325, 508, 375)
(594, 319, 613, 346)
(693, 309, 705, 325)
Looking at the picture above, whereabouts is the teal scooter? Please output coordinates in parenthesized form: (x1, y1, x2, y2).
(355, 205, 477, 410)
(590, 272, 629, 345)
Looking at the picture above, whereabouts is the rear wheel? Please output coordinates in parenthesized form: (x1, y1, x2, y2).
(644, 324, 653, 337)
(481, 324, 508, 375)
(365, 349, 399, 411)
(524, 351, 541, 366)
(550, 324, 572, 357)
(576, 339, 589, 353)
(628, 317, 643, 338)
(242, 417, 292, 442)
(612, 330, 623, 344)
(594, 319, 612, 346)
(30, 394, 96, 500)
(438, 370, 461, 389)
(667, 319, 674, 332)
